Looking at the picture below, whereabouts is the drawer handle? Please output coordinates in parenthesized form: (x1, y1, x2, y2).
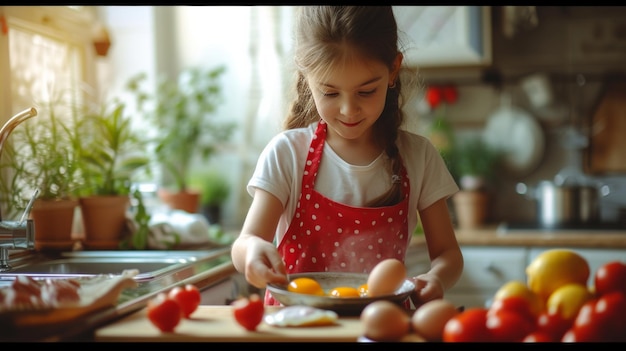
(484, 262, 499, 274)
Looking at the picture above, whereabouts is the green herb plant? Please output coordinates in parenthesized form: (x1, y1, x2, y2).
(447, 137, 502, 189)
(125, 66, 236, 193)
(75, 99, 151, 197)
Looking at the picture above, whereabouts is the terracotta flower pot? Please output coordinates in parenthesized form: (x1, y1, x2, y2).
(452, 191, 489, 229)
(30, 198, 78, 251)
(158, 189, 200, 214)
(79, 195, 130, 250)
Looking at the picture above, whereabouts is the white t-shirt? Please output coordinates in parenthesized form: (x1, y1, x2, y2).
(247, 121, 459, 245)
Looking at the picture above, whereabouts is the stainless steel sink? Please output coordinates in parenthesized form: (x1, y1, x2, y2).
(0, 248, 230, 283)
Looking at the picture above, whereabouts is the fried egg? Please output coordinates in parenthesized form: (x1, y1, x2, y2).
(287, 277, 325, 296)
(357, 283, 369, 297)
(264, 305, 338, 327)
(328, 286, 360, 298)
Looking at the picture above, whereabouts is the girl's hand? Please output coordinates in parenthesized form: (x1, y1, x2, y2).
(243, 236, 288, 288)
(409, 273, 445, 308)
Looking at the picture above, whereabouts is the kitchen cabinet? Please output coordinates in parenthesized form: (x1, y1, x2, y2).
(445, 246, 528, 309)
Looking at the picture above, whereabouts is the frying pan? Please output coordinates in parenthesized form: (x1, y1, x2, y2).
(266, 272, 415, 316)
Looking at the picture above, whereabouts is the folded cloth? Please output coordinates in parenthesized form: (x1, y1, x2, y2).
(147, 209, 212, 249)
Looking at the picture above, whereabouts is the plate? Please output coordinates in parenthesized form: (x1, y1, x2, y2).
(266, 272, 415, 316)
(0, 270, 137, 327)
(483, 97, 545, 176)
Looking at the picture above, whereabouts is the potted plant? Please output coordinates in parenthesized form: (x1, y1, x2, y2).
(448, 137, 502, 191)
(448, 137, 502, 229)
(0, 100, 82, 251)
(74, 98, 152, 249)
(189, 169, 231, 225)
(125, 66, 236, 213)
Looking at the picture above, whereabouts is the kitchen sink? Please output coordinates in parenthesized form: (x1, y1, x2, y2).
(0, 248, 230, 283)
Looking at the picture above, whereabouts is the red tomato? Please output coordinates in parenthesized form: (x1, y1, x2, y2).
(441, 85, 458, 104)
(488, 296, 537, 324)
(442, 307, 490, 342)
(486, 310, 535, 342)
(594, 261, 626, 296)
(231, 293, 265, 331)
(565, 292, 626, 342)
(168, 284, 201, 318)
(425, 87, 442, 109)
(147, 292, 182, 332)
(593, 291, 626, 341)
(535, 310, 572, 341)
(523, 331, 556, 342)
(565, 299, 605, 342)
(562, 327, 598, 342)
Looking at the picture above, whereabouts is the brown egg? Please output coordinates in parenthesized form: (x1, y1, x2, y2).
(360, 300, 411, 341)
(399, 333, 427, 342)
(367, 258, 407, 297)
(411, 299, 459, 341)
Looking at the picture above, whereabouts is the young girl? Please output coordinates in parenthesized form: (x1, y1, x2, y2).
(231, 6, 463, 307)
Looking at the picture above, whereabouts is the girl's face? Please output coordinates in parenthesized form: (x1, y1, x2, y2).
(307, 54, 400, 143)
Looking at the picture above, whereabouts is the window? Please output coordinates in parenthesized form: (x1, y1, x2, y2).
(0, 6, 97, 218)
(1, 6, 97, 120)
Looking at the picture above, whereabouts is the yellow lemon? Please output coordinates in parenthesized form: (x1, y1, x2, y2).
(526, 249, 590, 302)
(493, 280, 544, 316)
(546, 283, 593, 320)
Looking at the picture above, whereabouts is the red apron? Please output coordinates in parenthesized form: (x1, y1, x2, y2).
(265, 120, 411, 305)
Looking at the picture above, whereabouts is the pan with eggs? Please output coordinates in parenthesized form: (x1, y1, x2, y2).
(266, 259, 415, 316)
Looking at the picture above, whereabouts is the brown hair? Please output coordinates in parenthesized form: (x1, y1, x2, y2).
(284, 6, 415, 207)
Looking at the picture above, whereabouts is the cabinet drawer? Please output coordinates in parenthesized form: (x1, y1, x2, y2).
(446, 292, 493, 309)
(453, 247, 527, 292)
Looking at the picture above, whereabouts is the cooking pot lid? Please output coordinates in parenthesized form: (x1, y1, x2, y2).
(484, 94, 545, 176)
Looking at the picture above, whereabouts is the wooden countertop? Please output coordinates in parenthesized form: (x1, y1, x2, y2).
(95, 305, 365, 342)
(411, 225, 626, 249)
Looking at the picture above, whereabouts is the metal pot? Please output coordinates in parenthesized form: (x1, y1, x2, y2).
(516, 181, 610, 228)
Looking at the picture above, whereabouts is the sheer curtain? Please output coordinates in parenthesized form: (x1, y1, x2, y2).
(235, 6, 293, 223)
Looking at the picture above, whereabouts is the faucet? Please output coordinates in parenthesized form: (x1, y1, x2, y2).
(0, 107, 38, 271)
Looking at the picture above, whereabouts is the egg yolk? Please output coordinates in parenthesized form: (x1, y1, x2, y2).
(287, 277, 325, 296)
(328, 286, 360, 298)
(358, 283, 369, 297)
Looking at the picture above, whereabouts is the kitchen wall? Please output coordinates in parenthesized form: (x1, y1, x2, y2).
(97, 6, 626, 229)
(416, 6, 626, 225)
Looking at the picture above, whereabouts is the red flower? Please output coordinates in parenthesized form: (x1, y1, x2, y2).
(426, 87, 443, 109)
(425, 85, 458, 109)
(441, 85, 458, 104)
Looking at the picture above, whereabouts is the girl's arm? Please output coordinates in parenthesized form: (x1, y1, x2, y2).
(412, 197, 464, 304)
(231, 188, 289, 288)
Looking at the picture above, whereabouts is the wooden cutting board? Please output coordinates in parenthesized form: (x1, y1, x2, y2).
(95, 305, 365, 342)
(586, 79, 626, 174)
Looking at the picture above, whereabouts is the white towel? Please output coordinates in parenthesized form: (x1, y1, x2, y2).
(147, 210, 212, 249)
